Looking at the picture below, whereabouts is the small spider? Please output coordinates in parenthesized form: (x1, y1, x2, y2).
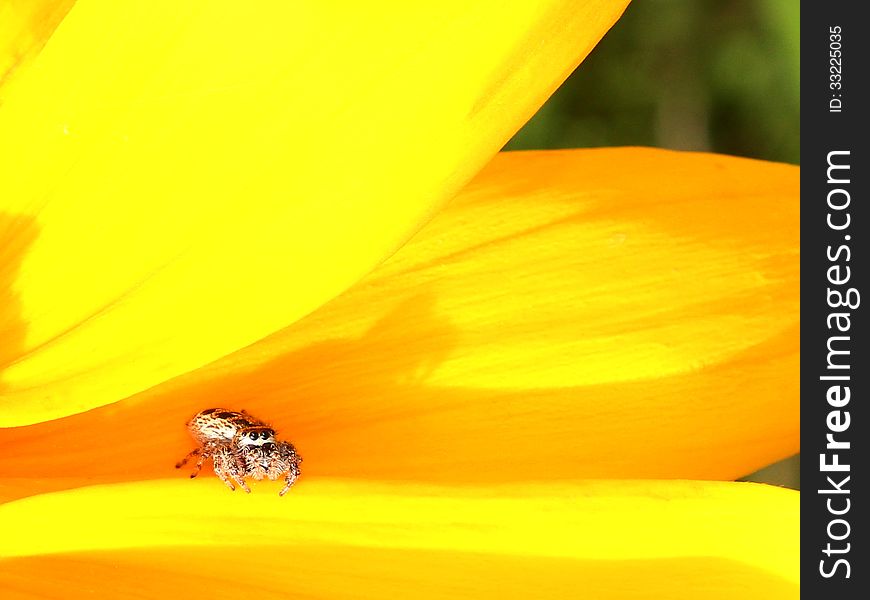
(176, 408, 302, 496)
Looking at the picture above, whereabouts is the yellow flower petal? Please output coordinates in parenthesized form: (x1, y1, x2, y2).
(0, 479, 798, 599)
(0, 149, 798, 494)
(0, 1, 630, 426)
(0, 0, 74, 99)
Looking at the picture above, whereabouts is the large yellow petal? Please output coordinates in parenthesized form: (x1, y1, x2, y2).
(0, 0, 630, 426)
(0, 479, 798, 599)
(0, 148, 798, 495)
(0, 1, 75, 99)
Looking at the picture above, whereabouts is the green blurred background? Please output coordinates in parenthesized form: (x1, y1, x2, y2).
(507, 0, 799, 165)
(506, 0, 800, 488)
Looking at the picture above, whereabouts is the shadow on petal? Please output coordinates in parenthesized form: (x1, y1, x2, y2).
(0, 316, 795, 502)
(0, 211, 38, 389)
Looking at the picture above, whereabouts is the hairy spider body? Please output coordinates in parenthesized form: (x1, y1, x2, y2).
(187, 408, 266, 445)
(176, 408, 302, 495)
(241, 440, 302, 496)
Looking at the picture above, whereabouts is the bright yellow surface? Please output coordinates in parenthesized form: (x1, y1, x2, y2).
(0, 6, 800, 598)
(0, 0, 629, 426)
(0, 478, 798, 598)
(0, 0, 75, 99)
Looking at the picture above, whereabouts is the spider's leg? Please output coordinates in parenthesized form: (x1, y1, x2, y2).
(278, 471, 296, 496)
(175, 447, 201, 469)
(278, 460, 301, 496)
(214, 446, 253, 493)
(231, 447, 252, 493)
(213, 456, 236, 492)
(189, 452, 209, 479)
(188, 448, 213, 479)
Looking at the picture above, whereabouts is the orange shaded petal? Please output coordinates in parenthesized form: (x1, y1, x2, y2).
(0, 480, 798, 599)
(1, 549, 797, 600)
(287, 148, 799, 482)
(0, 148, 798, 497)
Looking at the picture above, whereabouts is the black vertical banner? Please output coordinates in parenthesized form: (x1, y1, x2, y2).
(802, 3, 868, 597)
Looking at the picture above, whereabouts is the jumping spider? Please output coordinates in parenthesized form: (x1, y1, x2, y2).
(176, 408, 302, 496)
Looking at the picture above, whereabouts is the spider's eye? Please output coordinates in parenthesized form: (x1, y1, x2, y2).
(249, 431, 258, 440)
(261, 431, 272, 440)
